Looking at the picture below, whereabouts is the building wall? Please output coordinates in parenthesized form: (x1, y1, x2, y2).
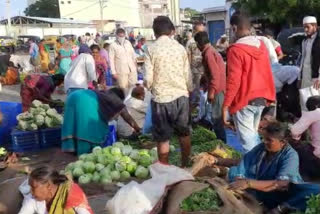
(139, 0, 169, 28)
(59, 0, 141, 27)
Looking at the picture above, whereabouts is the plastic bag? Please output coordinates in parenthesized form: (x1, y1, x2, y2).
(299, 86, 320, 111)
(106, 163, 194, 214)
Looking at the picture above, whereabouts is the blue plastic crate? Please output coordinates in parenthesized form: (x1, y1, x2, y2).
(0, 102, 22, 145)
(11, 129, 40, 152)
(40, 127, 61, 148)
(103, 125, 117, 147)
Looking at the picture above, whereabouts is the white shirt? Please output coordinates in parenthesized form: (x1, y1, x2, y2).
(64, 53, 97, 92)
(19, 197, 91, 214)
(117, 97, 148, 137)
(301, 34, 317, 88)
(257, 36, 279, 64)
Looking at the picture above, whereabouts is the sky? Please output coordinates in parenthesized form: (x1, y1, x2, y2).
(181, 0, 226, 11)
(0, 0, 225, 20)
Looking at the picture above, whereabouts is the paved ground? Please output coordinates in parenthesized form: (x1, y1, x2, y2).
(0, 84, 66, 103)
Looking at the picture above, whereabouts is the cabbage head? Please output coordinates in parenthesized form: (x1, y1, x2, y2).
(135, 166, 149, 179)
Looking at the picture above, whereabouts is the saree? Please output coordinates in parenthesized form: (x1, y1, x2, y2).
(0, 66, 18, 85)
(59, 48, 73, 75)
(21, 74, 55, 112)
(229, 144, 320, 211)
(49, 181, 93, 214)
(61, 90, 109, 155)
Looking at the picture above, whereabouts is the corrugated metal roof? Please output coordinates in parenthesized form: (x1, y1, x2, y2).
(202, 6, 227, 14)
(0, 16, 96, 25)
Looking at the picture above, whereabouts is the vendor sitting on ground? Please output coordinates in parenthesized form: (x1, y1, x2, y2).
(62, 88, 141, 156)
(219, 122, 320, 213)
(20, 74, 64, 112)
(117, 86, 148, 138)
(0, 61, 19, 85)
(291, 96, 320, 158)
(19, 166, 93, 214)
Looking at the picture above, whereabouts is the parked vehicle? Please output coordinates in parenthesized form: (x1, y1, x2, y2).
(102, 34, 116, 44)
(16, 35, 41, 52)
(0, 36, 16, 53)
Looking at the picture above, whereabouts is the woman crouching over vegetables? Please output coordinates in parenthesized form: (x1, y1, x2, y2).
(216, 122, 320, 213)
(62, 88, 141, 156)
(21, 74, 65, 112)
(19, 166, 93, 214)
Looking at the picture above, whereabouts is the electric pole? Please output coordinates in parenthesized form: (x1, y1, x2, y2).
(99, 0, 108, 34)
(6, 0, 11, 36)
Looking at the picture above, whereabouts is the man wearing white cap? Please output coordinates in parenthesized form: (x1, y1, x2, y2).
(300, 16, 320, 90)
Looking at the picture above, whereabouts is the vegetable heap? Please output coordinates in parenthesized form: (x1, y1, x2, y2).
(16, 100, 63, 131)
(180, 187, 222, 212)
(0, 147, 7, 157)
(64, 143, 164, 185)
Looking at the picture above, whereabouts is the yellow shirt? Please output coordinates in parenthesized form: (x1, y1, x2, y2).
(144, 36, 193, 103)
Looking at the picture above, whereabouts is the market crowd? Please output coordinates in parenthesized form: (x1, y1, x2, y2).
(2, 11, 319, 214)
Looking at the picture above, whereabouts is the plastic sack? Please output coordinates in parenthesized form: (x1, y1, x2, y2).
(299, 86, 320, 111)
(106, 163, 194, 214)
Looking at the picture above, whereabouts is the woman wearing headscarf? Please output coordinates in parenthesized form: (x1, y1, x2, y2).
(89, 44, 108, 90)
(61, 87, 141, 155)
(64, 44, 97, 94)
(58, 37, 73, 75)
(18, 166, 93, 214)
(20, 74, 65, 112)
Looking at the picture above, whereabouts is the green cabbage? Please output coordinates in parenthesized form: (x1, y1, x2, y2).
(95, 163, 105, 171)
(31, 100, 42, 108)
(74, 160, 84, 168)
(46, 108, 58, 117)
(126, 161, 137, 174)
(111, 147, 122, 155)
(35, 115, 45, 127)
(135, 166, 149, 179)
(83, 161, 95, 173)
(27, 123, 38, 131)
(100, 167, 111, 177)
(170, 145, 176, 152)
(92, 172, 101, 183)
(115, 161, 126, 172)
(110, 171, 121, 181)
(85, 154, 95, 162)
(130, 149, 140, 161)
(120, 171, 131, 181)
(121, 156, 132, 164)
(122, 145, 133, 156)
(113, 142, 124, 149)
(17, 120, 29, 131)
(72, 167, 84, 178)
(92, 146, 102, 155)
(78, 174, 91, 184)
(41, 104, 50, 110)
(79, 154, 87, 161)
(100, 175, 112, 184)
(139, 154, 152, 167)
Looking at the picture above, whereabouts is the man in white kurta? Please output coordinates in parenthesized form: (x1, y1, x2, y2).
(109, 28, 137, 94)
(300, 16, 320, 89)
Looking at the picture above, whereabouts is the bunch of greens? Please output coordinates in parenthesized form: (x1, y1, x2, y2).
(305, 194, 320, 214)
(180, 187, 222, 212)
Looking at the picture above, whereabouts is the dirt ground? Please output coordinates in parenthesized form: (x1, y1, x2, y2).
(0, 148, 118, 214)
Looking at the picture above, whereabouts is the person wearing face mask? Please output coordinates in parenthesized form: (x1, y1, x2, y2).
(300, 16, 320, 91)
(222, 12, 276, 153)
(109, 28, 137, 94)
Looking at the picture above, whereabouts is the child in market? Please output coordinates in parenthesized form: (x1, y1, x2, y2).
(291, 96, 320, 158)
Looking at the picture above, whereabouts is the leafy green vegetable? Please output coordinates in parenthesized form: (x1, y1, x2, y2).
(120, 171, 131, 181)
(180, 187, 222, 212)
(306, 194, 320, 214)
(72, 167, 84, 178)
(135, 166, 149, 179)
(78, 174, 91, 184)
(110, 170, 121, 181)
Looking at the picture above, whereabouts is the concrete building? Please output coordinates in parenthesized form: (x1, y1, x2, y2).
(202, 0, 235, 44)
(0, 16, 96, 38)
(138, 0, 169, 28)
(58, 0, 141, 29)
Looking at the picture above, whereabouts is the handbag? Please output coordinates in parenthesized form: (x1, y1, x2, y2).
(299, 86, 320, 110)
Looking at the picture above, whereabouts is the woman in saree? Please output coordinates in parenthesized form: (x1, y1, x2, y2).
(217, 122, 320, 213)
(89, 44, 108, 90)
(39, 40, 50, 72)
(62, 88, 141, 156)
(20, 74, 64, 112)
(19, 166, 93, 214)
(58, 38, 73, 75)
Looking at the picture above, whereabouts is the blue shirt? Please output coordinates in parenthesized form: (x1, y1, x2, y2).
(229, 143, 303, 183)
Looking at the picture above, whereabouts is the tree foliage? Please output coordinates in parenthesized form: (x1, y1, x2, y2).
(183, 7, 200, 18)
(233, 0, 320, 26)
(24, 0, 60, 18)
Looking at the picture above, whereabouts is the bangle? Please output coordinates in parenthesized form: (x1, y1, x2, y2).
(246, 179, 252, 188)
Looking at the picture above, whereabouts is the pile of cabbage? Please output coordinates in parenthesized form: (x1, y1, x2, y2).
(63, 142, 169, 185)
(16, 100, 63, 131)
